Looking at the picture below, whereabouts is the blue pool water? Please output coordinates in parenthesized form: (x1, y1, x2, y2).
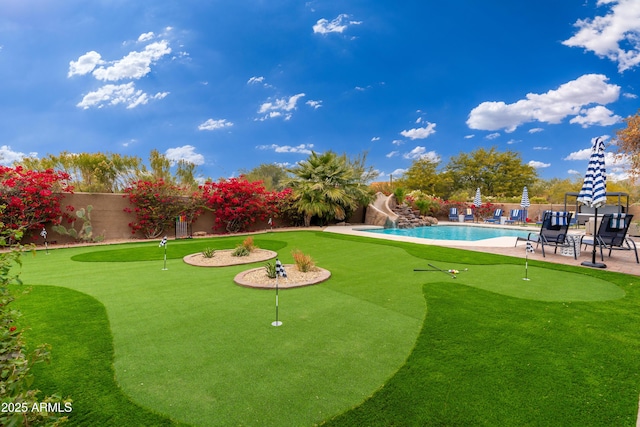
(361, 225, 530, 241)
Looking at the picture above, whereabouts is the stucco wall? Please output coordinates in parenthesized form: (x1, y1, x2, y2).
(35, 192, 216, 244)
(27, 192, 640, 245)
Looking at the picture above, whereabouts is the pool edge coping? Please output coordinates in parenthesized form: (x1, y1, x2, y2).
(323, 224, 582, 248)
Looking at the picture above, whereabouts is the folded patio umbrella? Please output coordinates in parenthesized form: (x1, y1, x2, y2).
(520, 186, 530, 222)
(577, 137, 607, 268)
(473, 187, 482, 207)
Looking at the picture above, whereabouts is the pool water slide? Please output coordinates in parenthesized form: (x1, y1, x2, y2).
(365, 192, 398, 227)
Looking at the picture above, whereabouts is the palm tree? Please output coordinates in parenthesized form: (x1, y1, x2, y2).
(286, 151, 375, 226)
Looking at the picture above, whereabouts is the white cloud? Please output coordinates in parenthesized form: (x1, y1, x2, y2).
(564, 148, 594, 161)
(506, 139, 520, 145)
(371, 136, 381, 142)
(198, 118, 233, 131)
(0, 145, 37, 165)
(563, 0, 640, 72)
(76, 82, 168, 109)
(564, 137, 631, 175)
(403, 146, 440, 162)
(165, 145, 205, 165)
(392, 139, 404, 146)
(569, 105, 622, 127)
(69, 33, 175, 110)
(306, 100, 322, 109)
(400, 122, 436, 140)
(247, 76, 264, 85)
(258, 93, 306, 120)
(256, 144, 314, 154)
(528, 127, 544, 133)
(390, 168, 407, 177)
(568, 169, 581, 175)
(467, 74, 620, 131)
(486, 132, 500, 140)
(623, 92, 638, 99)
(565, 149, 628, 167)
(533, 146, 551, 150)
(528, 160, 551, 169)
(138, 32, 155, 42)
(68, 51, 103, 77)
(464, 134, 475, 139)
(386, 151, 399, 158)
(91, 41, 172, 81)
(313, 14, 361, 35)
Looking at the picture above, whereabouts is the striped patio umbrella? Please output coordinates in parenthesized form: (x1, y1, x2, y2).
(577, 137, 607, 268)
(520, 186, 530, 222)
(473, 187, 482, 207)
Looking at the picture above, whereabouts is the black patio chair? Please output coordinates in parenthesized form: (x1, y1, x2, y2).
(525, 211, 577, 259)
(580, 213, 639, 264)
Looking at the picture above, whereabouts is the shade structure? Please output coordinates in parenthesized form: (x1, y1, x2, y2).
(473, 188, 482, 207)
(520, 186, 530, 223)
(577, 137, 607, 268)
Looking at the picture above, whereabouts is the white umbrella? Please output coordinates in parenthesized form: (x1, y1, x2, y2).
(473, 188, 482, 207)
(520, 186, 530, 223)
(577, 137, 607, 268)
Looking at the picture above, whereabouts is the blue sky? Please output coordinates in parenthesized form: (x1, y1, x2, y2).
(1, 0, 639, 183)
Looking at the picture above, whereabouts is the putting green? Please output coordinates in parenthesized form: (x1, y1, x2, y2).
(428, 264, 625, 302)
(18, 234, 427, 426)
(15, 232, 625, 426)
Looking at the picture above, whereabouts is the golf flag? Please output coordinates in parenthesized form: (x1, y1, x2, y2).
(524, 240, 534, 281)
(275, 259, 287, 278)
(159, 236, 168, 247)
(272, 258, 286, 326)
(41, 227, 49, 255)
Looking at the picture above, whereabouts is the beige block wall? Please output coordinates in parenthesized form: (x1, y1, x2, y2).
(34, 193, 215, 244)
(25, 192, 640, 244)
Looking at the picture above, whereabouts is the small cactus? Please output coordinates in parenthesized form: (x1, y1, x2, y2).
(52, 205, 104, 242)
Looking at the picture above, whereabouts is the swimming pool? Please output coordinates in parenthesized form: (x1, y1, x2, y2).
(360, 225, 530, 241)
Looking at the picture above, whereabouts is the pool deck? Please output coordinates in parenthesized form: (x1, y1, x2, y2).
(324, 223, 639, 277)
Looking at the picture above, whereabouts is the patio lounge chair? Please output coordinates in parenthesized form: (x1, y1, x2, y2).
(464, 208, 474, 222)
(504, 209, 521, 224)
(580, 213, 638, 264)
(449, 207, 459, 221)
(525, 211, 577, 259)
(484, 208, 503, 223)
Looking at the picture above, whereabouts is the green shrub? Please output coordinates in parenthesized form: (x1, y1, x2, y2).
(202, 247, 215, 258)
(232, 236, 257, 257)
(0, 222, 71, 426)
(393, 188, 406, 205)
(52, 205, 104, 243)
(232, 246, 250, 257)
(264, 262, 277, 279)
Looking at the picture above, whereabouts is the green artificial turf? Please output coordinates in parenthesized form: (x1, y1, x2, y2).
(70, 237, 287, 262)
(13, 285, 188, 426)
(323, 281, 640, 426)
(12, 230, 640, 426)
